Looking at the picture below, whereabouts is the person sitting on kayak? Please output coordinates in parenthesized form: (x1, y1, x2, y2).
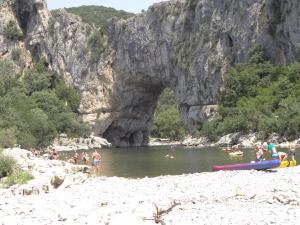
(255, 144, 264, 161)
(267, 141, 279, 160)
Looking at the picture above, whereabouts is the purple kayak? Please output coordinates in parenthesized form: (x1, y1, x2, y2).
(213, 160, 281, 171)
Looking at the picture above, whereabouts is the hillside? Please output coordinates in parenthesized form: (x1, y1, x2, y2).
(52, 5, 134, 29)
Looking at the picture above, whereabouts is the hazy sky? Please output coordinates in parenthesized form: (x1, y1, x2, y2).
(47, 0, 167, 13)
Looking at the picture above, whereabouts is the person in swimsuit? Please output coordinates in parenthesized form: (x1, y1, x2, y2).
(52, 149, 59, 160)
(81, 151, 89, 165)
(73, 150, 79, 164)
(92, 150, 101, 173)
(283, 139, 296, 161)
(255, 144, 264, 162)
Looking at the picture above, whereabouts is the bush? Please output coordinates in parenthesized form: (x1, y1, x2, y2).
(0, 128, 17, 148)
(2, 170, 34, 188)
(55, 82, 80, 112)
(11, 48, 22, 62)
(0, 152, 16, 178)
(23, 71, 51, 95)
(3, 20, 23, 41)
(89, 30, 108, 62)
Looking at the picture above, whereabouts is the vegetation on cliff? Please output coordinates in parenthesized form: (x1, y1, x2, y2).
(52, 5, 134, 31)
(199, 46, 300, 141)
(0, 60, 90, 149)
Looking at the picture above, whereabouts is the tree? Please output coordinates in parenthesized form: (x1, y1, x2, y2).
(0, 128, 17, 148)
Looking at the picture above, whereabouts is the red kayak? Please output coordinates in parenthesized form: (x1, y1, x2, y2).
(213, 160, 281, 171)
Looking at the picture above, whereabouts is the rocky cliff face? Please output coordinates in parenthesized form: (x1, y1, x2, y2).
(0, 0, 300, 146)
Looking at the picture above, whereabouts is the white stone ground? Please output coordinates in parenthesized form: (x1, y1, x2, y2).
(1, 165, 299, 225)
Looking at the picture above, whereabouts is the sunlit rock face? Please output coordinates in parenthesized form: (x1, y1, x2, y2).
(1, 0, 300, 146)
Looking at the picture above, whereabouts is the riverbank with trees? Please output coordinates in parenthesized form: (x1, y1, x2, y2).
(0, 59, 90, 150)
(151, 46, 300, 146)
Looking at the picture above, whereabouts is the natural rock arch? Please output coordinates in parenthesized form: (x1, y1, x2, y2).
(99, 0, 300, 146)
(2, 0, 300, 147)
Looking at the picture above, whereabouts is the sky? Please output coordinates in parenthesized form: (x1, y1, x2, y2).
(47, 0, 167, 13)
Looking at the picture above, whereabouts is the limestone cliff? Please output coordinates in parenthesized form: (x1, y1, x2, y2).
(0, 0, 300, 146)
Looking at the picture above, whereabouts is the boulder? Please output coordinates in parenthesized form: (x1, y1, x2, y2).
(51, 175, 65, 188)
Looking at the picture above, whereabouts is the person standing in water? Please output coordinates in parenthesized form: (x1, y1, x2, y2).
(81, 151, 89, 165)
(73, 150, 79, 164)
(255, 144, 264, 162)
(283, 138, 296, 162)
(92, 150, 101, 173)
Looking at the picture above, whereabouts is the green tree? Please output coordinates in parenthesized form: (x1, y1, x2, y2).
(0, 128, 17, 148)
(0, 59, 90, 148)
(199, 47, 300, 140)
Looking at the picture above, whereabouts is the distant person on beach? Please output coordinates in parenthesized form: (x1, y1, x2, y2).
(92, 150, 101, 173)
(81, 151, 89, 165)
(52, 149, 59, 160)
(32, 148, 39, 157)
(283, 139, 296, 161)
(255, 144, 264, 162)
(267, 141, 279, 160)
(73, 150, 79, 164)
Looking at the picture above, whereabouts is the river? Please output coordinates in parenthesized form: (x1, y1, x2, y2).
(59, 146, 299, 178)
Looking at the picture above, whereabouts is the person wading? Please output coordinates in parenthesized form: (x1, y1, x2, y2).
(92, 150, 101, 174)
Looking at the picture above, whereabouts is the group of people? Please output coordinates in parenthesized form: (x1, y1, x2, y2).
(45, 147, 102, 174)
(70, 149, 101, 173)
(254, 139, 296, 162)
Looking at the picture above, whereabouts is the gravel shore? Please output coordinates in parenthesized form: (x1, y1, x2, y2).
(1, 166, 299, 225)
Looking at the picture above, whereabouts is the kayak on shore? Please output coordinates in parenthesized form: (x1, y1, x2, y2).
(278, 160, 297, 168)
(213, 160, 281, 171)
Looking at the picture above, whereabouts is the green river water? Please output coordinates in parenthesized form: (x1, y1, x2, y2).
(60, 146, 299, 178)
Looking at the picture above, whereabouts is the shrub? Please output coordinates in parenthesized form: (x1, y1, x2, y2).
(11, 48, 22, 62)
(23, 71, 51, 95)
(89, 30, 108, 62)
(0, 152, 16, 178)
(2, 170, 34, 188)
(3, 20, 23, 41)
(0, 128, 17, 148)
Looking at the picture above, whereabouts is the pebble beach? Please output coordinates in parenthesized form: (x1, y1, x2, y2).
(1, 159, 299, 225)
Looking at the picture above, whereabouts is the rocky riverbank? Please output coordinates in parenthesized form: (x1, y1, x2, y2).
(0, 148, 89, 195)
(181, 133, 300, 148)
(51, 135, 112, 152)
(0, 148, 299, 225)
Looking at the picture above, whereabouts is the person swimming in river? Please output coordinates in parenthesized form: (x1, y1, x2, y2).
(165, 145, 176, 159)
(223, 144, 239, 153)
